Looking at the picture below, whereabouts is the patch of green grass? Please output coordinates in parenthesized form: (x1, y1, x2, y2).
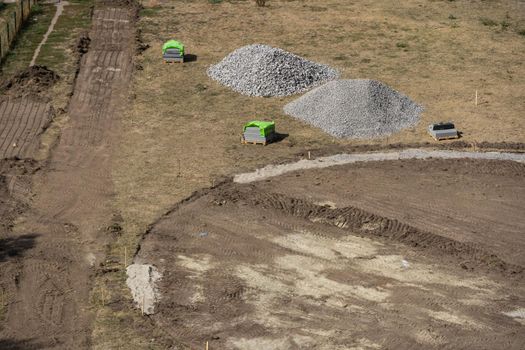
(35, 1, 93, 75)
(0, 4, 55, 76)
(518, 29, 525, 36)
(500, 20, 510, 30)
(208, 0, 223, 4)
(480, 17, 498, 26)
(1, 0, 94, 77)
(448, 14, 457, 20)
(396, 42, 408, 48)
(139, 7, 161, 17)
(31, 3, 44, 16)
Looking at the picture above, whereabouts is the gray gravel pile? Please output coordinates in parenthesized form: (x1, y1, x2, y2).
(207, 44, 339, 97)
(284, 79, 423, 139)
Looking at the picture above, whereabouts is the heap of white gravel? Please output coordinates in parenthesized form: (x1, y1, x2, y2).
(207, 44, 339, 97)
(284, 79, 423, 139)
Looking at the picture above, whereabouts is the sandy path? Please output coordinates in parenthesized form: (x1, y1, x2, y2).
(234, 149, 525, 183)
(0, 4, 135, 348)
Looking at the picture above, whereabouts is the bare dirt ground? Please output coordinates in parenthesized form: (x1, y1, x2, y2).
(137, 158, 525, 349)
(0, 98, 52, 159)
(256, 158, 525, 267)
(0, 66, 58, 159)
(0, 1, 136, 348)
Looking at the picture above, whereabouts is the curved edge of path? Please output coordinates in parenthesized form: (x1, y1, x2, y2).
(234, 148, 525, 183)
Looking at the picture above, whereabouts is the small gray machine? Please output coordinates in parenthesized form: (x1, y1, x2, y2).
(428, 122, 459, 140)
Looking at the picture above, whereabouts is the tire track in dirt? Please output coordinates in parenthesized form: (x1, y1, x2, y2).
(213, 185, 524, 279)
(0, 98, 53, 159)
(138, 183, 525, 349)
(261, 157, 525, 267)
(0, 3, 136, 348)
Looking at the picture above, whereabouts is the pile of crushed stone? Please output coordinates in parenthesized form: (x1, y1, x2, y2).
(207, 44, 338, 97)
(284, 79, 423, 139)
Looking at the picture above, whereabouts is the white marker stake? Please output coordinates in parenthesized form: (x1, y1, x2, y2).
(475, 90, 478, 106)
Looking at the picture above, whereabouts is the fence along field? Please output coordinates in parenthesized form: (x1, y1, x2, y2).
(0, 0, 36, 62)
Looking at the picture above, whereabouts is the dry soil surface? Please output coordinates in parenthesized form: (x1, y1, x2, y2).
(0, 98, 53, 159)
(255, 158, 525, 267)
(136, 158, 525, 350)
(0, 2, 135, 348)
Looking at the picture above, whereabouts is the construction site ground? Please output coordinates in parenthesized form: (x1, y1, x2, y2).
(0, 0, 524, 349)
(136, 158, 525, 349)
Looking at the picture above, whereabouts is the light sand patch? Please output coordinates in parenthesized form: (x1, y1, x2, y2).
(236, 255, 389, 334)
(314, 200, 338, 208)
(413, 329, 447, 346)
(428, 310, 487, 329)
(325, 296, 366, 310)
(503, 308, 525, 325)
(237, 255, 389, 303)
(276, 254, 390, 302)
(272, 231, 378, 261)
(356, 254, 498, 293)
(189, 283, 205, 304)
(177, 254, 213, 273)
(176, 254, 213, 304)
(504, 308, 525, 319)
(347, 338, 382, 350)
(228, 335, 380, 350)
(228, 337, 292, 350)
(458, 298, 488, 306)
(237, 264, 290, 294)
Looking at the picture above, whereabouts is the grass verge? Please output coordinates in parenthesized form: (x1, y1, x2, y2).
(0, 3, 54, 75)
(1, 0, 93, 103)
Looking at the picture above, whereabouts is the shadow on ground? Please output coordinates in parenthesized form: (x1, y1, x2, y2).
(272, 132, 289, 144)
(184, 54, 197, 62)
(0, 338, 55, 350)
(0, 234, 38, 262)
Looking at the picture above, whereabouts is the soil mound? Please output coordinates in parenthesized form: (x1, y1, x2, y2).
(76, 32, 91, 54)
(0, 66, 60, 97)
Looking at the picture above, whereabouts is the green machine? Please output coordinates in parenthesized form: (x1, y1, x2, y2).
(241, 121, 276, 145)
(162, 40, 184, 63)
